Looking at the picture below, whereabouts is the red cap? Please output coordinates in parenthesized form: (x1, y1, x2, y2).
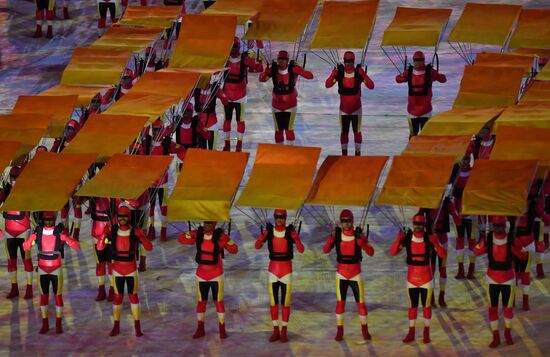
(274, 209, 287, 218)
(36, 145, 48, 153)
(186, 102, 194, 112)
(152, 119, 164, 128)
(117, 205, 131, 216)
(343, 51, 355, 61)
(67, 119, 80, 130)
(122, 68, 133, 78)
(413, 51, 425, 60)
(490, 216, 507, 225)
(9, 166, 22, 177)
(340, 209, 354, 222)
(277, 51, 289, 60)
(233, 36, 241, 48)
(413, 214, 426, 224)
(43, 211, 57, 220)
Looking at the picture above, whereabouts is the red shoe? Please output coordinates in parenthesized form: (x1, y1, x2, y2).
(192, 321, 205, 339)
(536, 263, 545, 279)
(504, 328, 513, 345)
(46, 25, 53, 39)
(109, 321, 120, 336)
(489, 330, 500, 348)
(269, 326, 280, 342)
(160, 227, 167, 242)
(135, 320, 143, 337)
(236, 140, 243, 152)
(63, 7, 70, 20)
(280, 326, 288, 343)
(107, 286, 114, 302)
(39, 317, 49, 334)
(522, 294, 530, 311)
(95, 285, 106, 301)
(32, 25, 43, 38)
(422, 326, 430, 344)
(466, 263, 476, 279)
(24, 284, 33, 300)
(438, 291, 447, 307)
(223, 141, 230, 151)
(402, 327, 415, 343)
(6, 283, 19, 299)
(455, 262, 465, 279)
(138, 256, 146, 272)
(73, 227, 80, 241)
(219, 322, 227, 339)
(55, 317, 63, 334)
(334, 325, 343, 341)
(362, 324, 371, 340)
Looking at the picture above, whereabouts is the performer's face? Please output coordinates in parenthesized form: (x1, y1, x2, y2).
(413, 223, 424, 233)
(480, 126, 491, 138)
(341, 218, 352, 230)
(121, 76, 132, 87)
(277, 58, 288, 68)
(43, 217, 55, 227)
(413, 58, 425, 68)
(274, 215, 286, 227)
(344, 59, 354, 70)
(117, 214, 129, 226)
(203, 221, 214, 231)
(493, 223, 506, 234)
(231, 44, 239, 55)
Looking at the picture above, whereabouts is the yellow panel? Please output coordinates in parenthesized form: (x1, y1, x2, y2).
(90, 27, 162, 53)
(0, 114, 53, 162)
(310, 1, 379, 50)
(402, 135, 471, 160)
(305, 155, 388, 207)
(0, 141, 21, 172)
(130, 71, 200, 98)
(168, 149, 249, 222)
(236, 144, 321, 210)
(495, 105, 550, 129)
(76, 153, 173, 199)
(448, 3, 521, 46)
(420, 107, 504, 136)
(102, 92, 182, 123)
(204, 0, 262, 25)
(462, 160, 538, 216)
(381, 7, 452, 47)
(119, 5, 182, 28)
(60, 48, 132, 86)
(475, 52, 535, 77)
(509, 8, 550, 49)
(39, 85, 108, 107)
(1, 152, 97, 212)
(520, 81, 550, 105)
(375, 155, 456, 209)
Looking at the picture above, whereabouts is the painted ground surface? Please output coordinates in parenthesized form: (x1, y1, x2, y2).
(0, 0, 549, 356)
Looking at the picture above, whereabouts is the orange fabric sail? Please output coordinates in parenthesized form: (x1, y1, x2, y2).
(420, 107, 504, 136)
(0, 152, 97, 212)
(119, 5, 182, 28)
(0, 141, 21, 172)
(462, 160, 538, 216)
(0, 114, 53, 162)
(76, 153, 173, 199)
(168, 149, 249, 222)
(535, 62, 550, 81)
(130, 71, 200, 98)
(12, 95, 78, 137)
(509, 8, 550, 49)
(91, 27, 162, 53)
(101, 93, 182, 124)
(474, 53, 536, 77)
(62, 114, 149, 162)
(305, 155, 388, 207)
(236, 144, 321, 210)
(403, 135, 472, 160)
(60, 48, 132, 86)
(519, 81, 550, 106)
(375, 155, 456, 209)
(495, 105, 550, 129)
(39, 85, 108, 107)
(204, 0, 262, 25)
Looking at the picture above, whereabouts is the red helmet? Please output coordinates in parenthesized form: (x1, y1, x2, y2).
(67, 119, 80, 131)
(122, 68, 133, 79)
(343, 51, 355, 62)
(9, 166, 22, 178)
(146, 46, 156, 57)
(339, 209, 354, 222)
(413, 214, 426, 224)
(233, 36, 241, 48)
(274, 209, 287, 218)
(117, 205, 131, 216)
(36, 145, 48, 153)
(186, 102, 194, 112)
(152, 119, 164, 128)
(490, 216, 507, 225)
(413, 51, 425, 61)
(277, 51, 289, 61)
(43, 211, 57, 220)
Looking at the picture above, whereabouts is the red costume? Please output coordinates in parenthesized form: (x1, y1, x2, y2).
(97, 205, 152, 337)
(178, 222, 238, 339)
(33, 0, 55, 38)
(222, 37, 264, 152)
(325, 52, 374, 156)
(125, 191, 150, 272)
(193, 77, 229, 150)
(323, 210, 374, 341)
(259, 50, 314, 144)
(23, 211, 80, 334)
(91, 196, 117, 301)
(97, 0, 121, 35)
(390, 214, 447, 344)
(255, 209, 305, 342)
(395, 51, 446, 136)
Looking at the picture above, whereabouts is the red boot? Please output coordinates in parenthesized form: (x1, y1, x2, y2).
(355, 150, 361, 157)
(422, 326, 430, 343)
(269, 326, 280, 342)
(466, 263, 476, 279)
(536, 263, 545, 279)
(223, 140, 230, 151)
(63, 7, 70, 20)
(24, 284, 33, 300)
(147, 225, 156, 241)
(55, 317, 63, 334)
(109, 321, 120, 336)
(236, 140, 243, 152)
(138, 256, 147, 272)
(73, 227, 80, 241)
(95, 285, 106, 301)
(107, 286, 114, 302)
(402, 327, 415, 343)
(504, 328, 513, 345)
(522, 294, 530, 311)
(280, 326, 288, 343)
(219, 322, 227, 339)
(489, 330, 500, 348)
(362, 324, 371, 340)
(39, 317, 49, 334)
(135, 320, 143, 337)
(192, 321, 205, 339)
(33, 25, 43, 38)
(46, 25, 53, 39)
(334, 325, 343, 341)
(438, 291, 447, 307)
(341, 149, 348, 156)
(455, 262, 465, 279)
(6, 283, 19, 299)
(160, 227, 167, 242)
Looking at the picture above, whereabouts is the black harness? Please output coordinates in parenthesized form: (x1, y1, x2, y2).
(195, 226, 223, 265)
(487, 232, 513, 271)
(225, 53, 248, 84)
(336, 64, 362, 96)
(334, 227, 363, 264)
(407, 64, 432, 97)
(110, 225, 139, 262)
(36, 224, 65, 261)
(271, 61, 295, 95)
(2, 211, 27, 220)
(404, 230, 432, 266)
(266, 223, 294, 261)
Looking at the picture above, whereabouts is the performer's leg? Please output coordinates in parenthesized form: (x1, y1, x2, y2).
(235, 103, 245, 152)
(46, 0, 55, 39)
(420, 287, 433, 343)
(33, 0, 46, 38)
(455, 223, 466, 279)
(340, 114, 351, 156)
(487, 284, 501, 348)
(273, 112, 284, 144)
(73, 198, 82, 241)
(159, 188, 168, 241)
(351, 113, 362, 156)
(5, 239, 19, 299)
(284, 111, 296, 145)
(53, 274, 64, 334)
(63, 0, 70, 20)
(334, 278, 348, 341)
(438, 239, 448, 307)
(39, 274, 51, 334)
(109, 276, 125, 336)
(351, 278, 370, 340)
(520, 254, 532, 311)
(94, 245, 107, 301)
(502, 284, 514, 345)
(403, 287, 419, 343)
(280, 281, 292, 342)
(193, 281, 208, 339)
(128, 274, 143, 337)
(23, 248, 34, 299)
(148, 187, 157, 240)
(268, 280, 280, 342)
(223, 103, 234, 151)
(212, 280, 227, 338)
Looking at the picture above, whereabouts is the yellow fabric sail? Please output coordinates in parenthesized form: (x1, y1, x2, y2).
(310, 1, 379, 50)
(236, 144, 321, 210)
(1, 152, 97, 212)
(495, 105, 550, 129)
(475, 53, 536, 77)
(509, 9, 550, 49)
(12, 95, 78, 138)
(453, 65, 525, 109)
(39, 85, 108, 107)
(62, 114, 149, 162)
(520, 81, 550, 106)
(90, 27, 162, 53)
(305, 155, 388, 207)
(76, 153, 173, 199)
(0, 141, 21, 172)
(170, 14, 237, 70)
(462, 160, 538, 216)
(420, 107, 504, 136)
(204, 0, 262, 25)
(168, 149, 249, 222)
(130, 71, 200, 98)
(119, 5, 182, 28)
(381, 7, 452, 47)
(60, 48, 132, 86)
(491, 125, 550, 178)
(243, 0, 318, 42)
(535, 62, 550, 81)
(512, 48, 550, 59)
(402, 135, 472, 160)
(102, 93, 182, 123)
(375, 155, 456, 209)
(448, 3, 521, 46)
(0, 114, 53, 162)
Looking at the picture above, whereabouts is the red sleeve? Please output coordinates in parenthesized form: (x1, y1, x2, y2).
(136, 229, 153, 251)
(255, 231, 268, 249)
(447, 200, 462, 226)
(293, 65, 313, 80)
(511, 244, 525, 259)
(432, 69, 447, 83)
(325, 69, 338, 88)
(244, 55, 264, 73)
(358, 234, 374, 256)
(390, 230, 405, 256)
(259, 65, 271, 82)
(61, 233, 81, 250)
(292, 230, 305, 253)
(23, 233, 37, 251)
(359, 68, 374, 89)
(322, 233, 336, 253)
(178, 230, 197, 245)
(430, 234, 447, 259)
(51, 138, 62, 153)
(395, 70, 408, 83)
(473, 239, 487, 256)
(220, 233, 238, 254)
(216, 88, 229, 106)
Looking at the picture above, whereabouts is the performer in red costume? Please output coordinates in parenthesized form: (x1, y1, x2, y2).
(97, 205, 152, 337)
(467, 124, 496, 161)
(125, 191, 150, 272)
(417, 197, 461, 307)
(33, 0, 55, 38)
(259, 50, 314, 145)
(530, 182, 550, 279)
(395, 51, 447, 137)
(255, 209, 305, 342)
(23, 211, 80, 334)
(221, 37, 264, 152)
(60, 0, 70, 19)
(194, 75, 229, 150)
(97, 0, 120, 36)
(325, 52, 374, 156)
(178, 221, 238, 339)
(390, 214, 447, 344)
(473, 216, 523, 348)
(323, 209, 374, 341)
